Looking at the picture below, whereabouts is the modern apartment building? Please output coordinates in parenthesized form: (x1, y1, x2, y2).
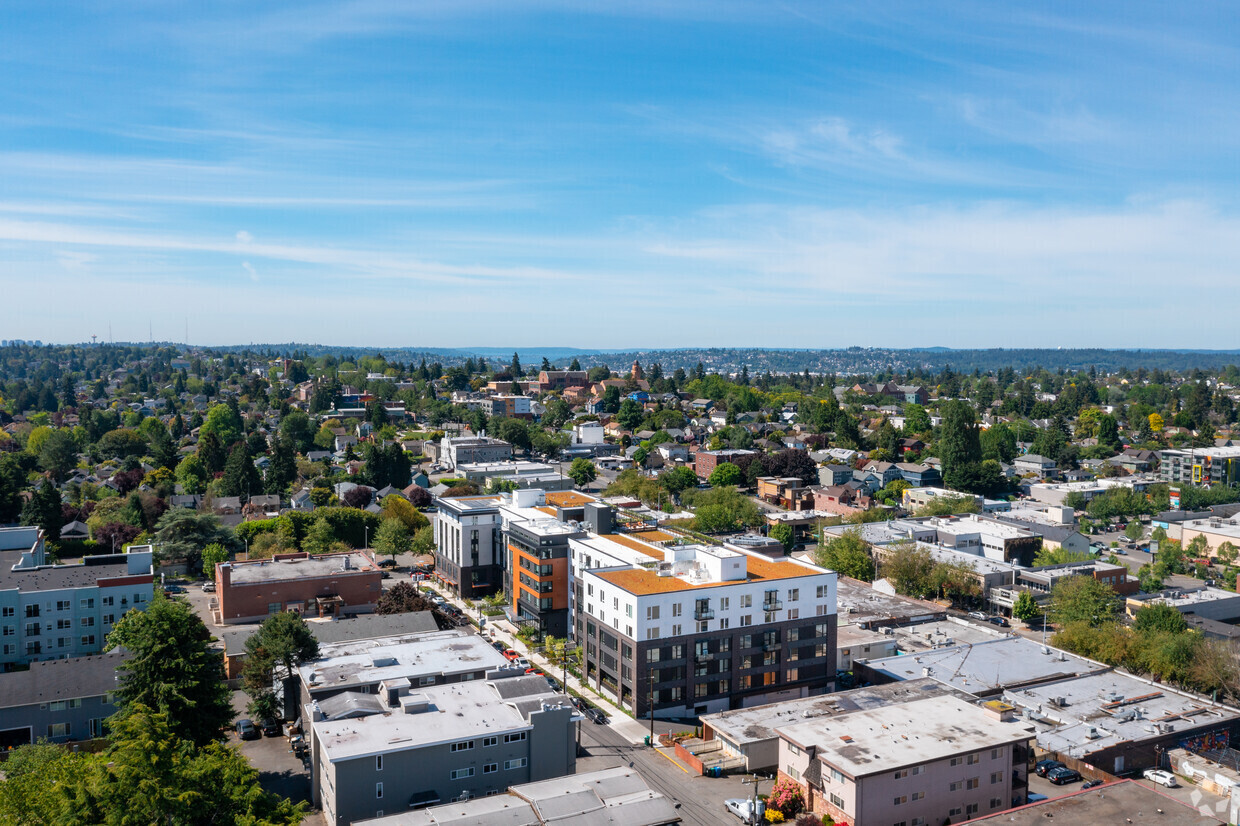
(481, 395, 532, 419)
(310, 672, 576, 825)
(438, 435, 513, 470)
(434, 495, 504, 599)
(214, 551, 382, 625)
(776, 695, 1036, 825)
(0, 530, 154, 669)
(1160, 446, 1240, 487)
(571, 532, 837, 719)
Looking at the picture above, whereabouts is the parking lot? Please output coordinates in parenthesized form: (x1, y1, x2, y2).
(1028, 763, 1231, 815)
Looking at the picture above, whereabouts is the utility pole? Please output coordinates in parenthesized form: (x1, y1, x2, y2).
(742, 773, 768, 826)
(648, 667, 655, 745)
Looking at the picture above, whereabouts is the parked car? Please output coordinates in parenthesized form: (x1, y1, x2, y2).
(164, 584, 186, 594)
(1047, 766, 1082, 785)
(1143, 769, 1178, 788)
(378, 559, 397, 569)
(511, 657, 531, 669)
(583, 706, 608, 725)
(200, 582, 215, 592)
(1081, 778, 1105, 789)
(545, 676, 560, 692)
(724, 798, 765, 822)
(967, 611, 986, 620)
(1035, 759, 1065, 777)
(986, 616, 1010, 627)
(236, 719, 260, 741)
(1025, 793, 1049, 804)
(502, 649, 520, 661)
(260, 719, 282, 737)
(380, 571, 391, 579)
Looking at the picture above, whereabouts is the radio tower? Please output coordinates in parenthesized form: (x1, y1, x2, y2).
(91, 335, 97, 345)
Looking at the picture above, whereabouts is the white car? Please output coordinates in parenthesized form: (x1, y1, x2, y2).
(724, 799, 765, 822)
(1143, 768, 1178, 788)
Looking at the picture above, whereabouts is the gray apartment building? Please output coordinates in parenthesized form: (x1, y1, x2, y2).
(1160, 446, 1240, 487)
(0, 650, 125, 748)
(433, 495, 505, 599)
(0, 529, 155, 669)
(310, 672, 576, 825)
(438, 435, 513, 470)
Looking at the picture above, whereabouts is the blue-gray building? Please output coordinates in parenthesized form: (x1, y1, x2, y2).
(0, 528, 155, 669)
(0, 650, 125, 749)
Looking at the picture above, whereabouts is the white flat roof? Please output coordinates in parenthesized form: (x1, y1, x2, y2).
(299, 630, 509, 689)
(776, 695, 1035, 777)
(863, 636, 1107, 694)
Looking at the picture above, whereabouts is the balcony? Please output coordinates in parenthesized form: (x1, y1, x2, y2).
(694, 608, 714, 621)
(762, 600, 782, 611)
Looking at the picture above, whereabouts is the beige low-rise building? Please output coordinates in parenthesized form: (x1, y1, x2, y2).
(777, 695, 1036, 825)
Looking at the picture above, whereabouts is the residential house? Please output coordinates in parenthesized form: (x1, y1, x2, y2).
(0, 651, 124, 747)
(1013, 454, 1056, 476)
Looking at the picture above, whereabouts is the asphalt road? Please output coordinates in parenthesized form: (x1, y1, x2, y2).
(575, 720, 757, 826)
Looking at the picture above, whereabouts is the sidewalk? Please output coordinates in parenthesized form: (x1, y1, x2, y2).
(421, 580, 652, 746)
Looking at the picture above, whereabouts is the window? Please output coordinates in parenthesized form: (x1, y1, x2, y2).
(80, 598, 95, 610)
(104, 615, 115, 626)
(2, 626, 11, 637)
(966, 777, 979, 790)
(484, 763, 498, 774)
(816, 604, 830, 616)
(88, 718, 103, 737)
(646, 647, 660, 663)
(990, 798, 1003, 809)
(829, 793, 844, 808)
(950, 757, 963, 767)
(739, 615, 752, 627)
(788, 588, 799, 601)
(646, 605, 660, 620)
(483, 736, 498, 747)
(81, 617, 94, 628)
(57, 619, 71, 630)
(911, 791, 924, 801)
(893, 770, 908, 779)
(24, 605, 38, 618)
(1, 607, 11, 617)
(375, 783, 383, 799)
(967, 753, 980, 765)
(787, 765, 800, 781)
(267, 602, 281, 615)
(450, 768, 474, 780)
(48, 723, 69, 738)
(991, 747, 1004, 759)
(787, 608, 799, 620)
(504, 758, 527, 770)
(450, 740, 475, 752)
(626, 604, 633, 618)
(911, 765, 923, 775)
(102, 596, 113, 607)
(80, 635, 95, 646)
(720, 617, 730, 629)
(503, 732, 527, 743)
(24, 623, 39, 636)
(671, 624, 682, 636)
(990, 771, 1003, 784)
(697, 621, 709, 633)
(949, 808, 962, 818)
(829, 768, 845, 784)
(672, 603, 682, 617)
(740, 594, 752, 608)
(720, 597, 730, 610)
(56, 600, 70, 611)
(816, 584, 829, 599)
(694, 683, 708, 698)
(788, 743, 802, 756)
(893, 795, 907, 805)
(966, 804, 978, 816)
(949, 781, 962, 792)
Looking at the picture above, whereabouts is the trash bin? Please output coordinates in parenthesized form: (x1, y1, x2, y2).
(644, 735, 651, 746)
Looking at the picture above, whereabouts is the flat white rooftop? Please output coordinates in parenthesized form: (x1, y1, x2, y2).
(776, 695, 1036, 777)
(299, 630, 509, 690)
(863, 636, 1107, 694)
(314, 677, 568, 762)
(224, 552, 376, 584)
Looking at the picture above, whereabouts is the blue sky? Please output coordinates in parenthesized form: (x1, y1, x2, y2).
(2, 1, 1239, 349)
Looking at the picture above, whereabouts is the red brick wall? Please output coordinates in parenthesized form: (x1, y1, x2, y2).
(216, 561, 382, 624)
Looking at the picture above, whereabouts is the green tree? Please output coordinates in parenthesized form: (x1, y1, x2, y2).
(219, 443, 261, 500)
(708, 461, 742, 487)
(152, 509, 237, 569)
(902, 403, 932, 434)
(200, 402, 243, 449)
(411, 525, 435, 554)
(1012, 590, 1041, 622)
(616, 398, 644, 431)
(201, 542, 229, 572)
(302, 516, 336, 554)
(1132, 603, 1189, 635)
(105, 596, 234, 746)
(1049, 575, 1118, 628)
(38, 428, 79, 482)
(377, 581, 437, 614)
(264, 436, 297, 495)
(770, 523, 794, 553)
(241, 611, 319, 715)
(21, 480, 64, 541)
(938, 400, 982, 492)
(568, 458, 597, 487)
(1033, 545, 1092, 566)
(815, 529, 876, 581)
(197, 428, 227, 474)
(659, 466, 698, 497)
(880, 540, 935, 599)
(175, 454, 210, 495)
(380, 495, 429, 531)
(1125, 521, 1145, 542)
(373, 518, 412, 561)
(278, 409, 315, 453)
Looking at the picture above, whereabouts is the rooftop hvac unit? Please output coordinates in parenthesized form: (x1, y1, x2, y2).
(1085, 726, 1100, 740)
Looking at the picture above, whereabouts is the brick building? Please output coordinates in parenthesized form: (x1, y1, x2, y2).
(214, 551, 382, 625)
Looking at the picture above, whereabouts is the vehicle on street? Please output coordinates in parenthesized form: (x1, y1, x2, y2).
(967, 611, 986, 620)
(502, 649, 519, 661)
(260, 719, 282, 737)
(545, 676, 559, 692)
(986, 616, 1010, 627)
(201, 582, 215, 592)
(724, 798, 765, 822)
(381, 571, 391, 579)
(583, 706, 608, 725)
(378, 559, 397, 569)
(1113, 548, 1126, 555)
(1047, 766, 1082, 785)
(511, 657, 530, 669)
(236, 719, 260, 741)
(1143, 769, 1178, 787)
(1035, 759, 1065, 777)
(164, 584, 186, 594)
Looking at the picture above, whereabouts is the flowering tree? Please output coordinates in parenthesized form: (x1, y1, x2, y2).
(768, 777, 805, 817)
